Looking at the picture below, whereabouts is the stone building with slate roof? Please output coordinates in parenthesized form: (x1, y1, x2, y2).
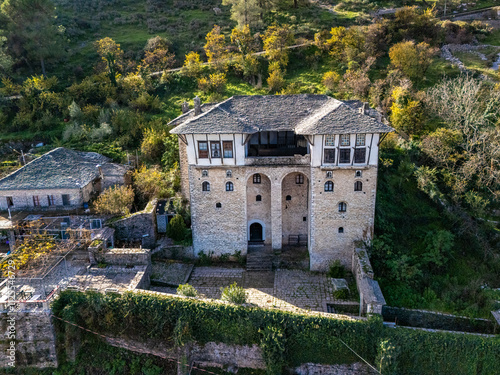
(0, 147, 129, 211)
(169, 95, 393, 270)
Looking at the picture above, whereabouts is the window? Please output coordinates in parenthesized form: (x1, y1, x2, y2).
(202, 181, 210, 191)
(33, 196, 40, 207)
(354, 148, 366, 163)
(338, 227, 344, 233)
(324, 149, 335, 164)
(47, 195, 55, 206)
(325, 135, 335, 146)
(338, 202, 347, 212)
(202, 170, 208, 177)
(295, 174, 304, 184)
(340, 134, 350, 146)
(226, 182, 234, 191)
(354, 181, 363, 191)
(226, 170, 232, 178)
(256, 195, 262, 202)
(326, 171, 333, 178)
(286, 195, 292, 201)
(339, 149, 351, 163)
(324, 181, 334, 192)
(6, 197, 13, 208)
(356, 134, 366, 146)
(303, 217, 307, 222)
(62, 194, 70, 206)
(253, 174, 261, 184)
(223, 141, 233, 158)
(216, 202, 222, 208)
(198, 141, 208, 158)
(355, 170, 362, 178)
(91, 219, 102, 229)
(211, 141, 221, 158)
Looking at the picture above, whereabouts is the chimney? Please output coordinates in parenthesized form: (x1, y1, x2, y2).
(359, 102, 369, 115)
(96, 164, 103, 178)
(181, 101, 189, 114)
(194, 96, 201, 116)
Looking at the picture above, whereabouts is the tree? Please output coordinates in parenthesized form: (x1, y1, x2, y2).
(322, 71, 341, 91)
(198, 72, 227, 94)
(181, 51, 203, 78)
(262, 24, 294, 68)
(94, 185, 135, 216)
(222, 0, 262, 29)
(0, 36, 13, 77)
(167, 214, 187, 242)
(267, 62, 285, 93)
(133, 165, 179, 203)
(95, 37, 123, 86)
(231, 25, 260, 84)
(389, 86, 425, 135)
(204, 25, 227, 71)
(1, 0, 65, 76)
(141, 127, 167, 163)
(162, 132, 180, 170)
(389, 41, 438, 81)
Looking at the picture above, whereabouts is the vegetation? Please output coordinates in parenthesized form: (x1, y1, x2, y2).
(94, 185, 135, 216)
(177, 283, 198, 297)
(220, 282, 247, 304)
(51, 291, 500, 374)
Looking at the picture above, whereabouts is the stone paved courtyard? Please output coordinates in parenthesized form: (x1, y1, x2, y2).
(151, 266, 343, 314)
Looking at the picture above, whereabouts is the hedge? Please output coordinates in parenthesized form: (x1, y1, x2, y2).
(51, 291, 500, 374)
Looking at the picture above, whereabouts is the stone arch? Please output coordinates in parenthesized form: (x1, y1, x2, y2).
(246, 173, 271, 244)
(282, 172, 309, 245)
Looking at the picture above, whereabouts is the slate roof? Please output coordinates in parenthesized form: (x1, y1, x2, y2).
(0, 147, 116, 191)
(169, 94, 393, 135)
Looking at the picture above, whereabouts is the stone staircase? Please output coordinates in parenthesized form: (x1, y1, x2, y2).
(246, 244, 274, 271)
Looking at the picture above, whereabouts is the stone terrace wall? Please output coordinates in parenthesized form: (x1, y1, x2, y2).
(97, 248, 151, 266)
(0, 311, 57, 368)
(111, 199, 157, 248)
(352, 244, 385, 314)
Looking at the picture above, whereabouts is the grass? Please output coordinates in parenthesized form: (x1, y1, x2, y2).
(454, 50, 499, 78)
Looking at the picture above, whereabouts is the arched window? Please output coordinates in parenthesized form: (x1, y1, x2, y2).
(338, 227, 344, 233)
(226, 170, 232, 178)
(326, 171, 333, 178)
(226, 182, 234, 191)
(202, 181, 210, 192)
(202, 170, 208, 177)
(286, 195, 292, 201)
(338, 202, 347, 212)
(355, 170, 362, 178)
(216, 202, 222, 208)
(295, 174, 304, 184)
(256, 195, 262, 202)
(253, 173, 261, 184)
(324, 181, 334, 192)
(354, 181, 362, 191)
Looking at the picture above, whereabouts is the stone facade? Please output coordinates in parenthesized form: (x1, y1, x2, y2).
(170, 95, 392, 270)
(110, 200, 157, 248)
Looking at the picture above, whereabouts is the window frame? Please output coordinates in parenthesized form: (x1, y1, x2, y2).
(210, 141, 221, 158)
(202, 181, 210, 192)
(324, 181, 334, 192)
(354, 181, 363, 192)
(225, 181, 234, 192)
(6, 196, 13, 208)
(324, 149, 336, 164)
(33, 195, 40, 207)
(226, 170, 232, 178)
(253, 174, 261, 184)
(256, 195, 262, 202)
(354, 148, 366, 164)
(339, 148, 351, 163)
(62, 194, 70, 206)
(47, 195, 55, 206)
(198, 141, 209, 159)
(338, 202, 347, 212)
(340, 134, 350, 146)
(325, 135, 335, 146)
(223, 141, 233, 158)
(295, 174, 304, 184)
(355, 134, 366, 146)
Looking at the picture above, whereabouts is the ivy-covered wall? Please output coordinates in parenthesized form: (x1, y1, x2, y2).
(51, 291, 500, 375)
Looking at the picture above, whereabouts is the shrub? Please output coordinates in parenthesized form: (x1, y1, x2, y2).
(198, 72, 227, 94)
(333, 288, 350, 300)
(177, 284, 198, 297)
(327, 259, 346, 278)
(220, 282, 247, 304)
(322, 71, 341, 91)
(167, 214, 187, 242)
(267, 67, 286, 93)
(93, 185, 135, 216)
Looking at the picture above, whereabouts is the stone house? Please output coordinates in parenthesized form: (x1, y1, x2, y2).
(0, 147, 129, 211)
(169, 95, 393, 270)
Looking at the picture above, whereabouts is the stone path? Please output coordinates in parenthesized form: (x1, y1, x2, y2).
(161, 266, 341, 314)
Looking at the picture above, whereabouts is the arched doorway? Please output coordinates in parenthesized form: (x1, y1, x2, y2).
(249, 222, 263, 242)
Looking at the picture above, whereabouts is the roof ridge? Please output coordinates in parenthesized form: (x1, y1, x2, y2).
(173, 96, 234, 131)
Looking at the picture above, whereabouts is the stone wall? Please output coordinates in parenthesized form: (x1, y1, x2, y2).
(153, 245, 195, 259)
(246, 172, 272, 244)
(352, 244, 385, 314)
(96, 248, 151, 266)
(0, 187, 85, 211)
(111, 200, 157, 248)
(0, 311, 57, 368)
(294, 363, 378, 375)
(178, 138, 190, 200)
(282, 172, 309, 243)
(309, 167, 378, 270)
